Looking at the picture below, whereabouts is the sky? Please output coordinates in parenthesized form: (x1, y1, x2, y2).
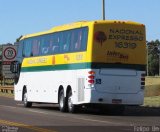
(0, 0, 159, 44)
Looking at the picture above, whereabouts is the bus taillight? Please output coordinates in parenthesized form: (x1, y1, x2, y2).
(88, 71, 95, 84)
(88, 80, 95, 84)
(88, 71, 95, 75)
(141, 73, 145, 89)
(88, 75, 95, 79)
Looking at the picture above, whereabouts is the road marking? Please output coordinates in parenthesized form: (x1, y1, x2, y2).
(0, 104, 17, 109)
(28, 109, 124, 125)
(0, 104, 124, 126)
(28, 109, 50, 115)
(72, 117, 123, 125)
(17, 103, 24, 106)
(0, 119, 56, 132)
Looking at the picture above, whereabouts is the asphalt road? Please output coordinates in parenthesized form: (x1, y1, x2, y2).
(0, 96, 160, 132)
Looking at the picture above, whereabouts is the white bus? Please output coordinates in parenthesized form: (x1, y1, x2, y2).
(11, 20, 146, 113)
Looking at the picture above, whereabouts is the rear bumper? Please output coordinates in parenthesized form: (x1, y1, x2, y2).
(84, 89, 144, 105)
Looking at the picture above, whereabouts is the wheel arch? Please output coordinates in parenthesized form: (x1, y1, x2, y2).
(22, 85, 27, 101)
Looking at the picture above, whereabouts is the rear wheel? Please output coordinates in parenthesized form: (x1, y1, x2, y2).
(67, 91, 78, 113)
(23, 90, 32, 108)
(59, 90, 67, 112)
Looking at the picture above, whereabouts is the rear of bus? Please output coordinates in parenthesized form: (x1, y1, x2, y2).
(87, 20, 146, 106)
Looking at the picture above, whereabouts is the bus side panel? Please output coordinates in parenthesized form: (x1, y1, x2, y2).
(14, 69, 81, 104)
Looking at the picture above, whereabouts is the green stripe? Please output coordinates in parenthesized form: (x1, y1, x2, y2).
(21, 63, 146, 72)
(91, 63, 146, 71)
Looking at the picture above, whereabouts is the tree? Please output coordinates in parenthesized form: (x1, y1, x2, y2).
(147, 39, 160, 76)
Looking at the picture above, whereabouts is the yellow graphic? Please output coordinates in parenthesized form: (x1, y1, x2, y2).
(22, 52, 87, 67)
(92, 21, 146, 65)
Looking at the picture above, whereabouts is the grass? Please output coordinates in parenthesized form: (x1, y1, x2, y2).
(144, 96, 160, 107)
(0, 91, 14, 98)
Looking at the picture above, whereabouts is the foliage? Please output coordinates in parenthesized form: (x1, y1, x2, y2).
(147, 40, 160, 76)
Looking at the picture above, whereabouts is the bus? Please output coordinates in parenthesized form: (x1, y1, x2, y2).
(11, 20, 146, 113)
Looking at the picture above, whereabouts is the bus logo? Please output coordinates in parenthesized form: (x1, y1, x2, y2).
(94, 31, 107, 46)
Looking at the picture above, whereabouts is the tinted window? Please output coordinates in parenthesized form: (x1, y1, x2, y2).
(21, 27, 88, 57)
(50, 32, 60, 54)
(16, 41, 23, 62)
(70, 27, 88, 52)
(23, 39, 32, 57)
(32, 39, 40, 56)
(40, 35, 50, 55)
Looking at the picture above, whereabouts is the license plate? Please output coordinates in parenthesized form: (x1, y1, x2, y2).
(112, 99, 122, 104)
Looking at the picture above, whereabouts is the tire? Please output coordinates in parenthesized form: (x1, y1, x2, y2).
(59, 90, 67, 112)
(67, 91, 78, 113)
(23, 91, 32, 108)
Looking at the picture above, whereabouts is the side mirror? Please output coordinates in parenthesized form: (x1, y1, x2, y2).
(10, 61, 20, 73)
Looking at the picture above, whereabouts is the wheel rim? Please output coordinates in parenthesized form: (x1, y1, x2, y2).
(68, 95, 73, 111)
(59, 95, 64, 109)
(24, 93, 27, 105)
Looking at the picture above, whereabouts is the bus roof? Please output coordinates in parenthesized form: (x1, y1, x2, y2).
(20, 20, 144, 40)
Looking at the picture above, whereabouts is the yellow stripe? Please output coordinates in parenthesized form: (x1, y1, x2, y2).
(22, 52, 89, 67)
(0, 119, 56, 132)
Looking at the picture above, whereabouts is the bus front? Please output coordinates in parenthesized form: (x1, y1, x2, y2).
(87, 20, 146, 108)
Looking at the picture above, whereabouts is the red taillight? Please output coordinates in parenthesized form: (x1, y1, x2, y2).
(88, 75, 95, 79)
(88, 71, 95, 84)
(88, 80, 95, 84)
(88, 71, 95, 75)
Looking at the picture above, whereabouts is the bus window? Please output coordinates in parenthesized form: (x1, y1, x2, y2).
(16, 41, 24, 62)
(32, 39, 40, 56)
(40, 35, 50, 55)
(61, 31, 71, 53)
(70, 27, 88, 52)
(51, 33, 60, 54)
(80, 27, 88, 51)
(23, 39, 32, 57)
(72, 29, 79, 51)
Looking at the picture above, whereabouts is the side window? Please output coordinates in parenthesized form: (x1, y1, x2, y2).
(40, 35, 50, 55)
(23, 39, 32, 57)
(70, 27, 88, 52)
(16, 41, 24, 62)
(71, 29, 79, 51)
(61, 31, 71, 53)
(32, 39, 40, 56)
(81, 27, 88, 51)
(51, 33, 60, 54)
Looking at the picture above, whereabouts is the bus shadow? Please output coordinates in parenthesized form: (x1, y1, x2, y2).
(31, 103, 60, 111)
(30, 104, 160, 116)
(123, 106, 160, 116)
(82, 106, 160, 116)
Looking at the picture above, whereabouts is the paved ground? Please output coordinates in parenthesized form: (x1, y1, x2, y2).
(0, 96, 160, 132)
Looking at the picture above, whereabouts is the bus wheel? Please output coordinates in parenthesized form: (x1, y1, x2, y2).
(59, 90, 67, 112)
(23, 90, 32, 108)
(67, 91, 78, 113)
